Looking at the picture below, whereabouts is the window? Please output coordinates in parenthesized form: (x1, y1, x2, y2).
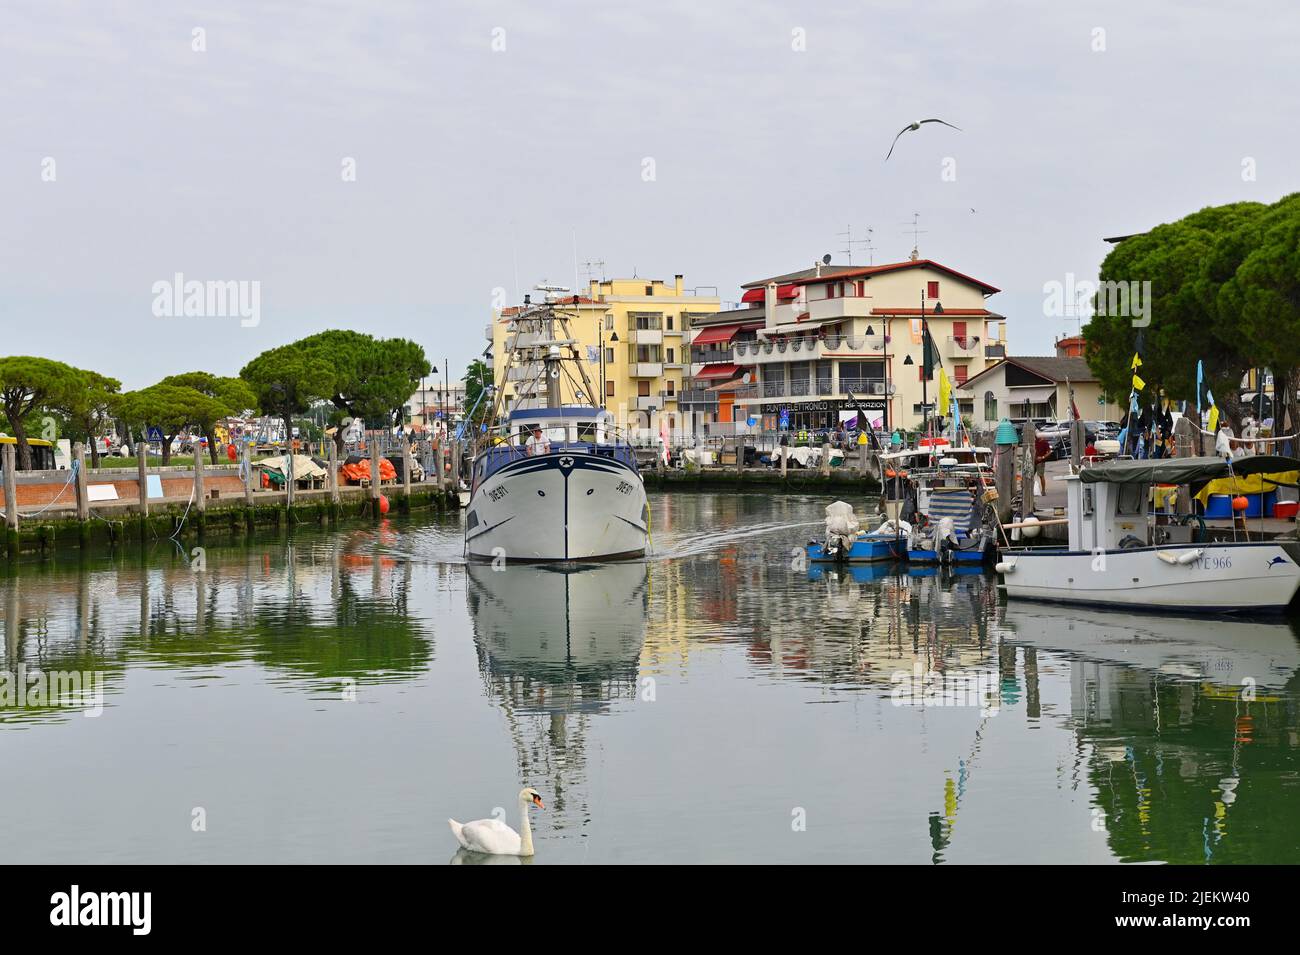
(927, 280, 940, 299)
(638, 381, 651, 397)
(954, 364, 968, 385)
(983, 391, 997, 421)
(577, 421, 598, 442)
(826, 283, 837, 299)
(645, 285, 654, 296)
(667, 380, 675, 395)
(667, 347, 675, 363)
(606, 380, 615, 398)
(604, 315, 614, 330)
(666, 316, 674, 330)
(605, 347, 615, 364)
(952, 320, 967, 346)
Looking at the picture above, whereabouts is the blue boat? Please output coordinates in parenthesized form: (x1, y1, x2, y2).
(906, 486, 996, 565)
(806, 534, 903, 564)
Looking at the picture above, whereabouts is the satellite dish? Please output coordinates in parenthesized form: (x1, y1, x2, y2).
(822, 254, 832, 265)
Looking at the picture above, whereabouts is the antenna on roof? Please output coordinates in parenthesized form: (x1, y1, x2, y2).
(836, 225, 871, 266)
(901, 212, 927, 260)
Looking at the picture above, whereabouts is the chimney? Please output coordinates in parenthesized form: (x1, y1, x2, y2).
(814, 260, 823, 278)
(674, 274, 683, 295)
(589, 279, 600, 301)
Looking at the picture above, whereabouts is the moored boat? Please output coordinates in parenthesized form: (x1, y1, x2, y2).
(998, 455, 1300, 612)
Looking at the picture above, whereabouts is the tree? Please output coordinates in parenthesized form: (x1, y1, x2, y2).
(56, 370, 122, 468)
(160, 372, 257, 463)
(1215, 193, 1300, 440)
(117, 384, 227, 466)
(0, 357, 86, 470)
(461, 359, 494, 429)
(292, 330, 430, 451)
(240, 345, 333, 454)
(1084, 201, 1267, 429)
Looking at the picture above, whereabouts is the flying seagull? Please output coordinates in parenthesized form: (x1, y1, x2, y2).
(885, 118, 962, 161)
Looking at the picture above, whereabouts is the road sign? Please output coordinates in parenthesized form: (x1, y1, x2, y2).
(778, 408, 790, 429)
(146, 426, 164, 443)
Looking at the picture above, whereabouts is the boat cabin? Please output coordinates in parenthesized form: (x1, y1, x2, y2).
(1065, 455, 1300, 552)
(472, 406, 638, 488)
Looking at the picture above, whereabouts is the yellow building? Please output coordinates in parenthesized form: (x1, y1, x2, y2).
(488, 275, 720, 432)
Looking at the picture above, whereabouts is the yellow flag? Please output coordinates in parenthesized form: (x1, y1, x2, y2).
(1208, 405, 1220, 433)
(1131, 353, 1143, 369)
(1132, 373, 1146, 391)
(938, 367, 951, 413)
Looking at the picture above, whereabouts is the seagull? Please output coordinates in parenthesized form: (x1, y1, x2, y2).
(885, 118, 962, 161)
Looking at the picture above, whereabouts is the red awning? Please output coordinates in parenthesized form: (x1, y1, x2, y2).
(696, 363, 741, 379)
(741, 285, 800, 303)
(692, 324, 741, 345)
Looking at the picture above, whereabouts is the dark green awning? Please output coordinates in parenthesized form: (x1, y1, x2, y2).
(1078, 455, 1300, 485)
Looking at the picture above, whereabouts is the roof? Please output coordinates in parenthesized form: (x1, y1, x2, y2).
(741, 259, 1000, 295)
(959, 356, 1096, 390)
(1078, 455, 1300, 486)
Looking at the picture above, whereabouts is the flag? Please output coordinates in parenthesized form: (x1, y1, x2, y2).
(923, 324, 940, 379)
(1132, 372, 1146, 391)
(1196, 360, 1205, 415)
(1207, 404, 1220, 434)
(937, 366, 951, 415)
(1066, 377, 1081, 421)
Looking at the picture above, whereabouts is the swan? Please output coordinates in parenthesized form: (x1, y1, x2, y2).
(449, 788, 544, 856)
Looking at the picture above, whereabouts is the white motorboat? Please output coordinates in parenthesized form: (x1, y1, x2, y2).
(998, 455, 1300, 612)
(464, 291, 648, 562)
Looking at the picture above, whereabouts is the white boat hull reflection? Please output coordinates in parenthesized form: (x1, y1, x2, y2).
(1001, 601, 1300, 689)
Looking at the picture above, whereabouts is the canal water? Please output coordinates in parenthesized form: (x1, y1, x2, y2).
(2, 493, 1297, 864)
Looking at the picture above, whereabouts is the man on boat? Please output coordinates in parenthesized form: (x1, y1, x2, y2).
(526, 426, 551, 456)
(1034, 432, 1051, 494)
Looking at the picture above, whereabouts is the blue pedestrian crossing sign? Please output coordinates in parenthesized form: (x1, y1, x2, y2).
(778, 408, 790, 429)
(146, 426, 164, 443)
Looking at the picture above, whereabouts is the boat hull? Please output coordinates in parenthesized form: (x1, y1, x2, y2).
(465, 450, 647, 562)
(999, 541, 1300, 612)
(806, 536, 902, 563)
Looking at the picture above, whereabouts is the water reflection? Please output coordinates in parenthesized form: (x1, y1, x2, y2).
(1001, 603, 1300, 864)
(0, 525, 435, 723)
(465, 562, 647, 835)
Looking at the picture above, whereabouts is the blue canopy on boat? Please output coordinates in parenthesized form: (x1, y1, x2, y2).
(506, 406, 605, 421)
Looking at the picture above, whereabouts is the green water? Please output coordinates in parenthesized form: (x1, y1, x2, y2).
(2, 494, 1297, 863)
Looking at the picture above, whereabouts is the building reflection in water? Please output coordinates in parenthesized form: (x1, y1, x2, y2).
(465, 562, 648, 833)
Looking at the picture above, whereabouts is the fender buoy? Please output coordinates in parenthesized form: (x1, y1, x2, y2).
(1020, 515, 1041, 539)
(1231, 496, 1249, 512)
(379, 494, 390, 515)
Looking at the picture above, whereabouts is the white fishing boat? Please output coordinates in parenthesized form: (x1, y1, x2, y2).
(997, 455, 1300, 612)
(464, 291, 648, 562)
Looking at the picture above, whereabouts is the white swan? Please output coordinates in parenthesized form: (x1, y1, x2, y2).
(449, 788, 544, 856)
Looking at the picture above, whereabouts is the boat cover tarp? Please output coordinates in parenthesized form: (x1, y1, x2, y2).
(1193, 469, 1300, 506)
(1078, 455, 1300, 486)
(255, 454, 328, 481)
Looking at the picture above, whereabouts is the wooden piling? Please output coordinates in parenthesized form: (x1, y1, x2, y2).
(369, 435, 382, 503)
(136, 442, 150, 517)
(1069, 419, 1085, 471)
(327, 440, 340, 504)
(994, 443, 1014, 523)
(3, 443, 18, 531)
(402, 440, 412, 497)
(193, 443, 206, 512)
(74, 442, 90, 520)
(820, 441, 831, 478)
(242, 443, 254, 507)
(1020, 422, 1037, 517)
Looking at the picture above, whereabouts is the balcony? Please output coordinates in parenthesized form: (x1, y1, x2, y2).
(985, 343, 1006, 359)
(692, 347, 735, 365)
(635, 395, 659, 411)
(837, 377, 890, 397)
(631, 362, 663, 377)
(804, 294, 875, 323)
(658, 390, 679, 403)
(679, 389, 719, 408)
(946, 335, 982, 359)
(628, 328, 663, 346)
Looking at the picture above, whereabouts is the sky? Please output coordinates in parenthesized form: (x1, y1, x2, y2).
(3, 0, 1298, 390)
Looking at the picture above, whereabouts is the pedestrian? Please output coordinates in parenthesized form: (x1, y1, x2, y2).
(1034, 432, 1051, 495)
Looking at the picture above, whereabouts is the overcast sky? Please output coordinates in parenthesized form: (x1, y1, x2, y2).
(3, 1, 1297, 389)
